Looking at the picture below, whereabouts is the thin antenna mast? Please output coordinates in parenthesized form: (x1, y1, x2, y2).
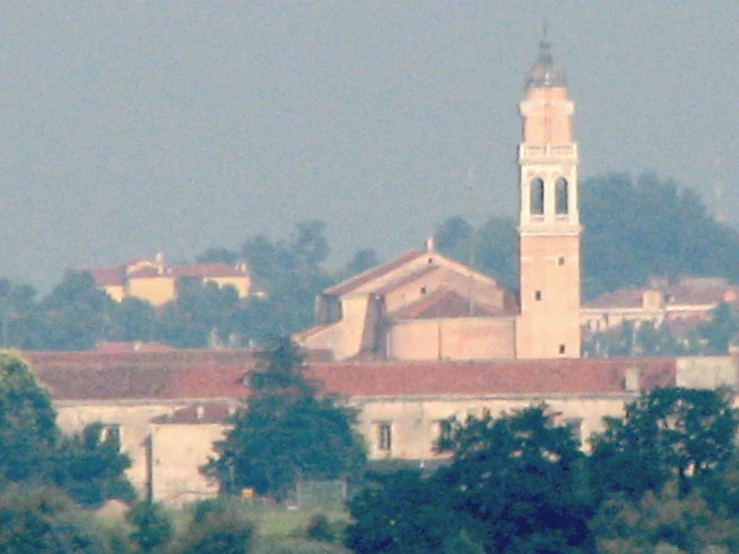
(467, 165, 476, 316)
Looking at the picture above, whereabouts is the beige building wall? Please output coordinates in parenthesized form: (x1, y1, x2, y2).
(56, 401, 188, 497)
(517, 234, 582, 358)
(207, 276, 251, 298)
(150, 422, 225, 507)
(102, 285, 125, 302)
(388, 318, 516, 360)
(126, 276, 176, 307)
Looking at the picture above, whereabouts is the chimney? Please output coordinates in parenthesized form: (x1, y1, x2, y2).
(624, 367, 640, 393)
(196, 405, 205, 421)
(425, 235, 436, 252)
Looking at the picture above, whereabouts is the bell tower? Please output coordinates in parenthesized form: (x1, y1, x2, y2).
(515, 38, 582, 359)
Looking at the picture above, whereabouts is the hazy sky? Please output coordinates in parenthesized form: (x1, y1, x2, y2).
(2, 2, 738, 290)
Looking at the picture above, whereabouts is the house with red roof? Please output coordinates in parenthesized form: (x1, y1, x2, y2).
(582, 276, 739, 335)
(295, 238, 519, 361)
(83, 252, 252, 306)
(23, 348, 738, 506)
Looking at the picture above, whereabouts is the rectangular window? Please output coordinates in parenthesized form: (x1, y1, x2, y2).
(377, 422, 392, 452)
(535, 290, 542, 301)
(559, 344, 566, 354)
(99, 424, 122, 445)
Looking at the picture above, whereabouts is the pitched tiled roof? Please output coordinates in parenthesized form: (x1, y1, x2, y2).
(389, 288, 512, 320)
(371, 265, 443, 295)
(28, 351, 678, 402)
(586, 280, 736, 310)
(324, 250, 424, 296)
(308, 358, 677, 397)
(85, 267, 124, 287)
(152, 403, 236, 424)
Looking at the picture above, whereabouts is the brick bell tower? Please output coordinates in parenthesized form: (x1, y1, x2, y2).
(515, 38, 582, 359)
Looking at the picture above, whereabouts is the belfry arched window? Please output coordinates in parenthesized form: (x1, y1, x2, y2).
(530, 177, 544, 215)
(555, 177, 568, 215)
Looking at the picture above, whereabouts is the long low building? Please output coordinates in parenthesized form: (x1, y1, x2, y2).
(22, 349, 737, 506)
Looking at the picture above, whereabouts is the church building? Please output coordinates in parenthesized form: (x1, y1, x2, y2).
(297, 39, 582, 361)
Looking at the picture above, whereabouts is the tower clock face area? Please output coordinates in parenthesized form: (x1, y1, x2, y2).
(516, 40, 582, 359)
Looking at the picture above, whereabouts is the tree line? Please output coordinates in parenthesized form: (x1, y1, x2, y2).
(5, 343, 739, 552)
(2, 172, 738, 351)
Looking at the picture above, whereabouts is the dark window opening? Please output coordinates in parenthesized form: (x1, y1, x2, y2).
(558, 256, 565, 265)
(530, 177, 544, 215)
(559, 344, 566, 354)
(377, 422, 392, 451)
(555, 177, 569, 215)
(420, 286, 427, 295)
(535, 290, 542, 301)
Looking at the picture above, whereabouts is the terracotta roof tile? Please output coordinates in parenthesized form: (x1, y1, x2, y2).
(389, 288, 512, 320)
(84, 267, 125, 287)
(371, 265, 442, 295)
(96, 342, 177, 353)
(307, 358, 677, 397)
(325, 250, 424, 296)
(28, 351, 679, 401)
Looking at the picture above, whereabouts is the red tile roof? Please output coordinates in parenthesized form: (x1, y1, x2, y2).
(85, 267, 124, 287)
(371, 265, 442, 295)
(28, 351, 679, 402)
(586, 279, 736, 310)
(325, 250, 424, 296)
(389, 288, 512, 319)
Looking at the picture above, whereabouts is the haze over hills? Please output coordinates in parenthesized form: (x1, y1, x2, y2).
(1, 3, 737, 289)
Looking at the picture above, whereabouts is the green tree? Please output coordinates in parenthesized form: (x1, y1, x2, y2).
(339, 248, 380, 280)
(590, 387, 739, 501)
(53, 422, 135, 507)
(0, 350, 59, 482)
(0, 351, 134, 506)
(204, 339, 366, 501)
(0, 279, 43, 349)
(592, 481, 739, 554)
(126, 501, 174, 553)
(174, 499, 254, 554)
(345, 470, 461, 554)
(38, 270, 114, 350)
(156, 280, 241, 348)
(109, 297, 157, 343)
(436, 406, 594, 553)
(241, 221, 333, 335)
(195, 247, 240, 265)
(697, 302, 739, 355)
(0, 486, 114, 554)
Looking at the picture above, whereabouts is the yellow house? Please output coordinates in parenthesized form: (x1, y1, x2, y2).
(84, 254, 252, 307)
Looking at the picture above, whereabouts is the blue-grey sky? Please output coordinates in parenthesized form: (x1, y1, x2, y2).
(2, 2, 737, 290)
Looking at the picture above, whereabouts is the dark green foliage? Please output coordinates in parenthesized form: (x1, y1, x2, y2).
(175, 503, 254, 554)
(590, 387, 739, 501)
(580, 172, 739, 300)
(39, 270, 115, 350)
(110, 297, 157, 342)
(157, 280, 242, 348)
(345, 470, 460, 554)
(0, 350, 59, 481)
(0, 486, 113, 554)
(306, 514, 336, 543)
(0, 351, 135, 508)
(196, 247, 241, 265)
(126, 501, 174, 553)
(437, 406, 594, 554)
(697, 302, 739, 355)
(434, 215, 518, 291)
(204, 339, 366, 501)
(347, 407, 594, 554)
(53, 422, 135, 507)
(340, 249, 380, 280)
